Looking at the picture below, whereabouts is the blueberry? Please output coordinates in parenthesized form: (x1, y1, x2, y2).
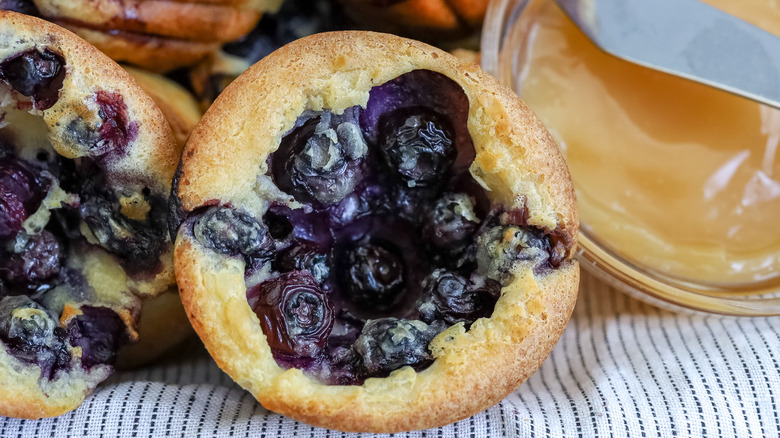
(339, 239, 405, 312)
(79, 191, 167, 273)
(272, 240, 329, 283)
(272, 110, 366, 205)
(0, 49, 65, 110)
(476, 225, 551, 284)
(0, 156, 47, 239)
(0, 230, 62, 290)
(353, 317, 445, 377)
(421, 193, 479, 256)
(418, 270, 500, 326)
(263, 209, 293, 240)
(247, 270, 334, 359)
(377, 106, 456, 186)
(0, 296, 70, 379)
(67, 306, 128, 369)
(0, 186, 26, 239)
(193, 206, 274, 260)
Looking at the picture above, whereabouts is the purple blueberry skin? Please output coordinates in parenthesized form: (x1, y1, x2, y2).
(338, 238, 405, 313)
(67, 306, 128, 370)
(0, 296, 70, 380)
(0, 48, 65, 111)
(418, 270, 501, 326)
(353, 318, 446, 378)
(378, 106, 457, 186)
(192, 206, 275, 262)
(360, 70, 475, 175)
(271, 108, 367, 207)
(0, 230, 63, 291)
(247, 270, 334, 360)
(0, 153, 48, 239)
(78, 191, 168, 275)
(91, 91, 139, 160)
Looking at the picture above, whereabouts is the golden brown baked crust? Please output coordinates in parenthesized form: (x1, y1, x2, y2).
(337, 0, 489, 42)
(0, 11, 180, 418)
(59, 23, 220, 73)
(36, 0, 261, 42)
(174, 31, 578, 433)
(149, 0, 284, 11)
(124, 66, 202, 148)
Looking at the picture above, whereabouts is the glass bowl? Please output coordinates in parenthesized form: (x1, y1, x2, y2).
(481, 0, 780, 315)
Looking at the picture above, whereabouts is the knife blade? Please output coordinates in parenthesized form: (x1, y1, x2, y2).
(553, 0, 780, 109)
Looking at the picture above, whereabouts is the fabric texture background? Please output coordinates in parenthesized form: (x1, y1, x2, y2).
(2, 271, 778, 437)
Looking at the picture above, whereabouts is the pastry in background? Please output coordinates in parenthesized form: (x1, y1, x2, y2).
(0, 12, 181, 417)
(188, 0, 349, 109)
(170, 31, 579, 432)
(124, 66, 202, 148)
(336, 0, 488, 43)
(1, 0, 283, 72)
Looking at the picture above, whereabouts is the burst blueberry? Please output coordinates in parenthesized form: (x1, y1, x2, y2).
(0, 296, 70, 379)
(247, 270, 334, 359)
(378, 106, 456, 187)
(0, 230, 62, 290)
(272, 110, 367, 205)
(418, 270, 500, 326)
(338, 239, 405, 312)
(353, 317, 445, 377)
(0, 49, 65, 110)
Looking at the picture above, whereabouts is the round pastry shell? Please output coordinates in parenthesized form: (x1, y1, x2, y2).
(174, 31, 579, 432)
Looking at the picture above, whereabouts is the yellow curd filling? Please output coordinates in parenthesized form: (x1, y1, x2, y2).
(518, 0, 780, 285)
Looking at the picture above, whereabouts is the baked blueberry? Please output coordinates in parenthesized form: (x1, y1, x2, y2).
(171, 32, 579, 433)
(0, 296, 70, 380)
(378, 106, 456, 187)
(339, 238, 405, 312)
(0, 230, 63, 291)
(273, 240, 330, 283)
(417, 269, 501, 326)
(247, 270, 334, 359)
(0, 48, 65, 111)
(272, 109, 367, 206)
(421, 192, 479, 256)
(0, 154, 47, 238)
(353, 318, 445, 377)
(193, 206, 274, 261)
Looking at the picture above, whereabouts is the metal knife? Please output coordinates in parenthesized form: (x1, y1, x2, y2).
(553, 0, 780, 109)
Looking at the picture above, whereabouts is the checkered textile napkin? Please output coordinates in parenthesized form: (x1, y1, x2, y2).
(2, 271, 778, 437)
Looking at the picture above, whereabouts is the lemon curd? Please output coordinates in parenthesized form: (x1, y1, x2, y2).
(518, 0, 780, 286)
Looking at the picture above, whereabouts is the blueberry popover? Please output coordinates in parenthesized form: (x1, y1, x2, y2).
(171, 31, 579, 432)
(0, 12, 180, 418)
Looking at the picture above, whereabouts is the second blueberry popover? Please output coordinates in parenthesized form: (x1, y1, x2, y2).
(0, 12, 181, 418)
(171, 31, 579, 432)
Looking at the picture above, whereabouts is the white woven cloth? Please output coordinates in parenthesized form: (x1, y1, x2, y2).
(2, 271, 779, 437)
